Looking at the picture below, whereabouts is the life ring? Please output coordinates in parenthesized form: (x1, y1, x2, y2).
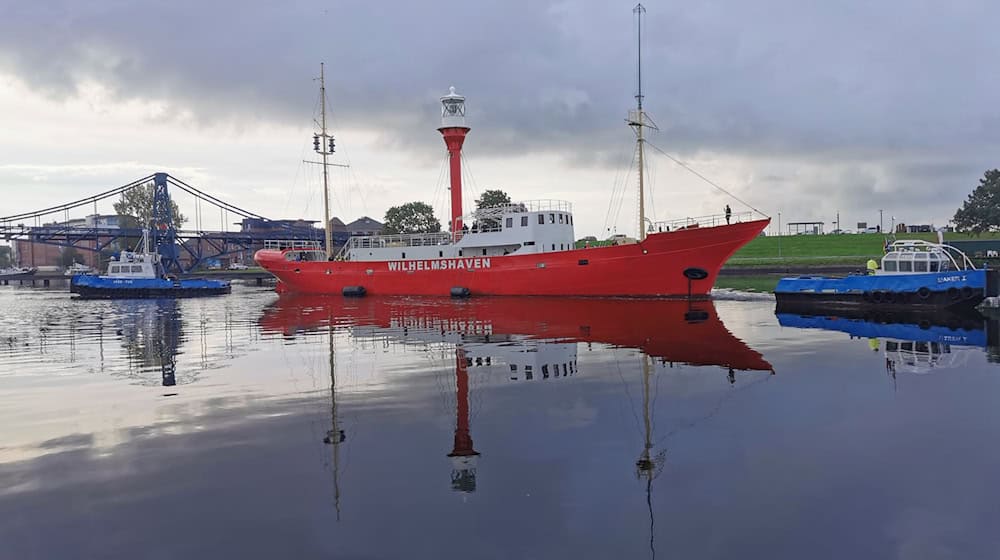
(917, 287, 931, 300)
(947, 287, 960, 300)
(962, 286, 975, 299)
(872, 291, 884, 304)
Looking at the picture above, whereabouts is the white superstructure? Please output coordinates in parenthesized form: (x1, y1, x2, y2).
(336, 200, 576, 262)
(878, 240, 977, 275)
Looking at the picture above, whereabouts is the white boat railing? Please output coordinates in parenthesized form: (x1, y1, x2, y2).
(885, 240, 978, 271)
(470, 199, 573, 219)
(344, 232, 452, 250)
(652, 211, 754, 232)
(264, 240, 323, 251)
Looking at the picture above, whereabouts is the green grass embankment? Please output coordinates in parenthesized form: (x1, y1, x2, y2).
(726, 232, 1000, 268)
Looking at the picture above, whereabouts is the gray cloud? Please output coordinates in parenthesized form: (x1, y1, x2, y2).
(1, 0, 998, 225)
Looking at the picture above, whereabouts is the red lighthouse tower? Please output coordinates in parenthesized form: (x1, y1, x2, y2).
(438, 87, 470, 240)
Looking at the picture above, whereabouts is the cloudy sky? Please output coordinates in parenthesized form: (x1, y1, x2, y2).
(1, 0, 998, 238)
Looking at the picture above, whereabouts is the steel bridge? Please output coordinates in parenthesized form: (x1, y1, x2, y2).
(0, 172, 347, 273)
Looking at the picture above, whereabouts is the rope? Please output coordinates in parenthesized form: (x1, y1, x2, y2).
(645, 140, 769, 217)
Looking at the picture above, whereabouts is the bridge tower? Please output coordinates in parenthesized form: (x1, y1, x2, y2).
(151, 172, 181, 273)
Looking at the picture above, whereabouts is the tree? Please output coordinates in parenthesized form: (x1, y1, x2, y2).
(113, 185, 186, 230)
(382, 202, 441, 234)
(475, 189, 511, 210)
(953, 169, 1000, 235)
(59, 247, 83, 267)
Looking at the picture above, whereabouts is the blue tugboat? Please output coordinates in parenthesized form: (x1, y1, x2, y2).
(775, 240, 986, 312)
(70, 232, 230, 299)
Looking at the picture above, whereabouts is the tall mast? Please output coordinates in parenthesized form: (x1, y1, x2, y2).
(307, 63, 348, 258)
(319, 63, 333, 260)
(630, 4, 652, 242)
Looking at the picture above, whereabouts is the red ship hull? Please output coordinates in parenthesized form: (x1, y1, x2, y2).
(254, 218, 768, 297)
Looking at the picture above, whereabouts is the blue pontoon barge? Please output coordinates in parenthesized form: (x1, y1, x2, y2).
(775, 240, 986, 312)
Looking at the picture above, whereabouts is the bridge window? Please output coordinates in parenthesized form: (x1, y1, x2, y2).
(131, 266, 143, 273)
(558, 214, 564, 224)
(549, 213, 555, 224)
(569, 215, 573, 225)
(930, 261, 939, 272)
(899, 260, 912, 272)
(883, 260, 897, 272)
(401, 252, 406, 259)
(111, 265, 120, 273)
(552, 244, 556, 251)
(524, 241, 535, 246)
(542, 365, 549, 378)
(538, 214, 544, 225)
(521, 216, 528, 227)
(482, 249, 488, 256)
(914, 261, 928, 272)
(506, 218, 513, 228)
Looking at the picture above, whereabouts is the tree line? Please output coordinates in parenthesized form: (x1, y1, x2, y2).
(382, 189, 510, 234)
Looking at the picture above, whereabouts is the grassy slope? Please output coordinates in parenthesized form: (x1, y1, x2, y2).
(727, 232, 1000, 267)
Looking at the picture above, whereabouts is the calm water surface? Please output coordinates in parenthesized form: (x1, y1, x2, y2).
(2, 284, 1000, 559)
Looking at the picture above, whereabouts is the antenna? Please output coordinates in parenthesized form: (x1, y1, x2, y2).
(627, 4, 655, 241)
(634, 3, 645, 110)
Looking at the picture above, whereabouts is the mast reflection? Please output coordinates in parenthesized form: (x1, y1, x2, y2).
(260, 296, 773, 510)
(112, 299, 182, 388)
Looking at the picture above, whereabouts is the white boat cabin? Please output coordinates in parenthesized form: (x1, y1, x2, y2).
(878, 240, 976, 275)
(106, 250, 162, 279)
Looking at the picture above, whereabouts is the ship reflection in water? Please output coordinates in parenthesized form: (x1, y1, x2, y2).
(8, 290, 1000, 558)
(776, 309, 1000, 379)
(259, 296, 773, 557)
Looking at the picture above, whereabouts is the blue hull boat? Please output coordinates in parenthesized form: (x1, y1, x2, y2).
(71, 275, 230, 299)
(775, 240, 987, 312)
(69, 231, 230, 299)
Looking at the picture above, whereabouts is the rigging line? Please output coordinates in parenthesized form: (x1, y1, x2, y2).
(460, 151, 483, 208)
(612, 148, 638, 230)
(647, 151, 657, 223)
(652, 372, 773, 449)
(645, 140, 769, 217)
(603, 141, 634, 234)
(605, 148, 631, 234)
(431, 154, 449, 225)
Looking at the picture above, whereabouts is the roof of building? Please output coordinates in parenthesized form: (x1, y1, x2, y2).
(346, 216, 383, 231)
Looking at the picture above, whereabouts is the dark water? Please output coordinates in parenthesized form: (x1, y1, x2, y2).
(2, 284, 1000, 559)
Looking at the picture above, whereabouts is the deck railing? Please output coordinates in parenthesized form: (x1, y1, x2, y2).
(651, 211, 754, 232)
(263, 240, 323, 250)
(345, 232, 453, 249)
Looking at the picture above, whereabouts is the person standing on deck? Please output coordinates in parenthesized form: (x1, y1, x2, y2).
(725, 204, 732, 224)
(867, 258, 879, 275)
